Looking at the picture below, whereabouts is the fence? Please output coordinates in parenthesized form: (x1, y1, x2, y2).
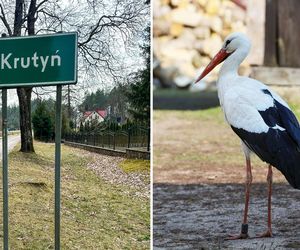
(64, 126, 150, 151)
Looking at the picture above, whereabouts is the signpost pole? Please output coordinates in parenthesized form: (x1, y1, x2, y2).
(55, 85, 62, 250)
(0, 32, 77, 249)
(2, 88, 8, 250)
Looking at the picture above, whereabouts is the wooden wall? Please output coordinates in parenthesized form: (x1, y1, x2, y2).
(278, 0, 300, 67)
(264, 0, 300, 67)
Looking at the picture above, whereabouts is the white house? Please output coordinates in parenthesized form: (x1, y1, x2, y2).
(81, 109, 107, 126)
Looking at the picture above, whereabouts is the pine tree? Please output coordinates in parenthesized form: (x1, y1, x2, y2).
(126, 26, 150, 126)
(32, 102, 54, 142)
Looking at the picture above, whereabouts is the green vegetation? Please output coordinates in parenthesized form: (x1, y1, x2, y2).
(126, 26, 150, 125)
(119, 160, 150, 185)
(154, 107, 224, 123)
(155, 101, 300, 124)
(119, 159, 150, 173)
(4, 142, 149, 249)
(7, 105, 20, 131)
(288, 102, 300, 118)
(79, 89, 108, 111)
(32, 101, 54, 142)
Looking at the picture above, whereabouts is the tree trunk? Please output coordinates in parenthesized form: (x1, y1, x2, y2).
(14, 0, 36, 152)
(17, 88, 34, 152)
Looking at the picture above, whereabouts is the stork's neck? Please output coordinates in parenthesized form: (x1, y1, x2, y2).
(219, 46, 249, 79)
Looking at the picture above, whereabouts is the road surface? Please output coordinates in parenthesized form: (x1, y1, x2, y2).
(0, 135, 20, 156)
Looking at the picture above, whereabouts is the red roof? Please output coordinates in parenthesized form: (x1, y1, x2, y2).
(83, 110, 107, 119)
(96, 109, 107, 118)
(83, 111, 92, 118)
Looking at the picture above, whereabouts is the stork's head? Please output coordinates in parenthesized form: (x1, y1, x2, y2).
(195, 32, 251, 83)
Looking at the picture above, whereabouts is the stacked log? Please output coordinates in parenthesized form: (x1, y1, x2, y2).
(153, 0, 248, 89)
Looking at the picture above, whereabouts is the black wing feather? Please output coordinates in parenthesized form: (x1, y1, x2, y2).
(231, 89, 300, 189)
(232, 126, 300, 189)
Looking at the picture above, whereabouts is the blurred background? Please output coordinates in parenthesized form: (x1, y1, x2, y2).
(153, 1, 300, 249)
(153, 0, 300, 109)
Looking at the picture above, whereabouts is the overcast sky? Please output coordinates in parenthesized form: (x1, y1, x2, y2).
(5, 0, 149, 106)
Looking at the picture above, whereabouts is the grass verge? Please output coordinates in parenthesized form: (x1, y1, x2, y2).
(119, 159, 150, 173)
(2, 141, 149, 249)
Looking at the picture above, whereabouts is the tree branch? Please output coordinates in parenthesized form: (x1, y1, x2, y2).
(36, 0, 50, 11)
(0, 3, 12, 36)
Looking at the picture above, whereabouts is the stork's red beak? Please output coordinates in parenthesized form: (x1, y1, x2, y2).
(194, 48, 231, 83)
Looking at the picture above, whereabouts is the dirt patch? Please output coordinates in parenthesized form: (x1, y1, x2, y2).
(154, 110, 286, 185)
(153, 183, 300, 249)
(153, 109, 300, 249)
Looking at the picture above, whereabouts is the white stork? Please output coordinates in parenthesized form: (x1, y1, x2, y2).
(195, 32, 300, 240)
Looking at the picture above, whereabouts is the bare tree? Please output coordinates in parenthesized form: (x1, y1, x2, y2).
(0, 0, 148, 152)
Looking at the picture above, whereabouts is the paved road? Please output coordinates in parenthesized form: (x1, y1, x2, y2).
(0, 135, 20, 156)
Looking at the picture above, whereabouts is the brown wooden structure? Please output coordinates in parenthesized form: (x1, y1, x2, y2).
(248, 0, 300, 87)
(265, 0, 300, 67)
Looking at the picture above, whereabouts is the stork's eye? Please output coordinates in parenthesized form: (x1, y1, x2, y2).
(225, 40, 231, 47)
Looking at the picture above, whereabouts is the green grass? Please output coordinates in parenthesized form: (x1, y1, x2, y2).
(155, 101, 300, 124)
(288, 102, 300, 118)
(154, 107, 224, 123)
(119, 159, 150, 186)
(2, 142, 149, 249)
(154, 101, 300, 168)
(119, 159, 150, 173)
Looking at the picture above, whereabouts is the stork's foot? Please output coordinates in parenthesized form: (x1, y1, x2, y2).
(225, 233, 249, 240)
(225, 223, 249, 240)
(255, 230, 272, 238)
(225, 224, 249, 240)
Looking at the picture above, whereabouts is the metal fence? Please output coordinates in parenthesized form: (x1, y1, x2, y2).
(64, 126, 150, 151)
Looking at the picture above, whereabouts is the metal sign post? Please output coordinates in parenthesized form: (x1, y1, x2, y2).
(55, 85, 62, 250)
(2, 88, 8, 250)
(0, 32, 77, 249)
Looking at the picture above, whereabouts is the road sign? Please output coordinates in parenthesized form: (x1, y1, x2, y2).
(0, 32, 78, 249)
(0, 32, 77, 88)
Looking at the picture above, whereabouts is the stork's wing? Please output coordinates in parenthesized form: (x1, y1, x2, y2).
(264, 89, 300, 148)
(223, 86, 300, 188)
(223, 83, 300, 145)
(231, 122, 300, 189)
(261, 89, 300, 148)
(223, 85, 273, 134)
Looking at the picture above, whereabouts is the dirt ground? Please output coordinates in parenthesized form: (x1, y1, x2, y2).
(153, 109, 300, 249)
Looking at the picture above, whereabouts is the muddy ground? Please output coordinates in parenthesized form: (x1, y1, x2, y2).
(153, 109, 300, 249)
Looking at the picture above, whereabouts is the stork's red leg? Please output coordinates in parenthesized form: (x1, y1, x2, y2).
(255, 165, 273, 238)
(225, 157, 252, 240)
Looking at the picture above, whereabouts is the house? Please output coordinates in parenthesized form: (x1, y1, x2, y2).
(81, 109, 107, 126)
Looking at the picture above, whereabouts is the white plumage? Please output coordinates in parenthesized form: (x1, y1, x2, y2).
(195, 32, 300, 239)
(221, 78, 285, 133)
(215, 34, 289, 134)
